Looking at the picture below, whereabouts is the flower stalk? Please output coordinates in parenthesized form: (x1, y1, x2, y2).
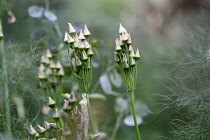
(114, 24, 141, 140)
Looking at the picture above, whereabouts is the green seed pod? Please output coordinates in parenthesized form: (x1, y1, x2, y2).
(48, 97, 56, 109)
(37, 125, 46, 134)
(82, 50, 88, 61)
(53, 108, 60, 121)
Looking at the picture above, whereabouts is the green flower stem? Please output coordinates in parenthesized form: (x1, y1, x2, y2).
(129, 92, 141, 140)
(110, 109, 124, 140)
(86, 94, 97, 134)
(0, 19, 11, 138)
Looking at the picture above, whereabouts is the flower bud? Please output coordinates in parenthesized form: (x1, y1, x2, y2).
(78, 40, 84, 49)
(127, 33, 132, 45)
(119, 23, 126, 34)
(69, 49, 76, 58)
(69, 91, 77, 104)
(119, 36, 124, 46)
(129, 46, 135, 57)
(129, 57, 136, 67)
(0, 30, 4, 40)
(115, 40, 122, 52)
(55, 61, 62, 70)
(123, 60, 129, 69)
(64, 32, 69, 44)
(37, 125, 46, 134)
(87, 45, 94, 56)
(83, 24, 91, 37)
(41, 55, 50, 65)
(46, 68, 52, 76)
(48, 97, 56, 109)
(76, 57, 82, 67)
(58, 67, 64, 76)
(68, 34, 75, 44)
(82, 50, 88, 61)
(49, 61, 56, 69)
(63, 99, 72, 112)
(46, 49, 53, 59)
(134, 48, 140, 60)
(53, 108, 60, 121)
(68, 23, 76, 34)
(83, 40, 90, 50)
(44, 121, 51, 130)
(73, 38, 79, 49)
(38, 71, 47, 80)
(122, 32, 128, 42)
(79, 30, 85, 40)
(39, 64, 45, 72)
(28, 125, 37, 136)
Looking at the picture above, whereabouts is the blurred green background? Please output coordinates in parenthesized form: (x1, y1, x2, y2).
(1, 0, 210, 139)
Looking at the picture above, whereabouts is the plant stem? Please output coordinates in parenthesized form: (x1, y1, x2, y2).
(0, 19, 11, 138)
(110, 109, 124, 140)
(86, 94, 97, 134)
(129, 92, 141, 140)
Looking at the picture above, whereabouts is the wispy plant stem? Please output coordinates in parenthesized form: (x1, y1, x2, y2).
(86, 94, 97, 134)
(0, 19, 12, 138)
(129, 92, 141, 140)
(110, 109, 124, 140)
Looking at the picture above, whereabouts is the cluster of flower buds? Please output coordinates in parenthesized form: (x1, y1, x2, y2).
(29, 92, 88, 139)
(64, 23, 94, 92)
(28, 122, 57, 139)
(38, 49, 64, 89)
(114, 24, 140, 70)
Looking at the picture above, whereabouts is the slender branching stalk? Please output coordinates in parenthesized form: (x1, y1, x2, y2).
(114, 24, 141, 140)
(64, 23, 97, 134)
(0, 19, 12, 138)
